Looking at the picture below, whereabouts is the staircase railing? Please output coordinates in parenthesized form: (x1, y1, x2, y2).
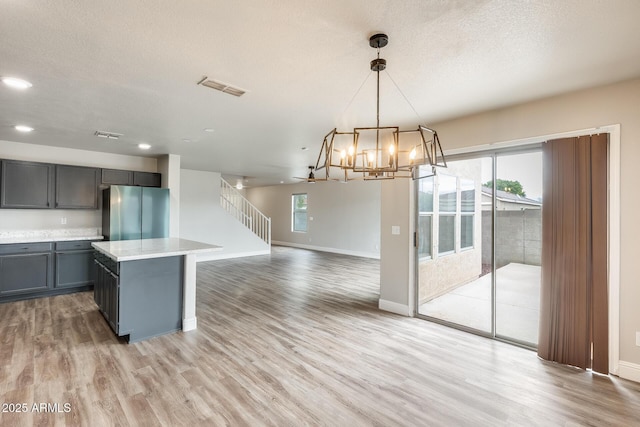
(220, 179, 271, 245)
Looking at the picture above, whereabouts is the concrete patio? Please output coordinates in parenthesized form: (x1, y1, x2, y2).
(418, 262, 541, 345)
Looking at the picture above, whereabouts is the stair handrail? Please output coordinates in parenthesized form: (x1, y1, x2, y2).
(220, 179, 271, 245)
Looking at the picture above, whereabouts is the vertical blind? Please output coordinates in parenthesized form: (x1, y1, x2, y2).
(538, 134, 608, 373)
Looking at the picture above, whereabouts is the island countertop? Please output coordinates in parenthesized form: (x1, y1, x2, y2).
(92, 238, 223, 262)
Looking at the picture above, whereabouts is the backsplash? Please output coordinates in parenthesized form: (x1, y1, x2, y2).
(0, 227, 102, 244)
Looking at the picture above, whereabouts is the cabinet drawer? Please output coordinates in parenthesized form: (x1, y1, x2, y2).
(55, 240, 96, 251)
(94, 251, 118, 275)
(0, 242, 52, 255)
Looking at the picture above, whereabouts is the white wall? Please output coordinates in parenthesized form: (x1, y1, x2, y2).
(379, 77, 640, 374)
(379, 179, 413, 315)
(179, 169, 269, 260)
(158, 154, 181, 237)
(0, 139, 157, 230)
(247, 180, 381, 259)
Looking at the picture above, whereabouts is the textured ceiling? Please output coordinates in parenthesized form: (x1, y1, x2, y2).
(1, 0, 640, 186)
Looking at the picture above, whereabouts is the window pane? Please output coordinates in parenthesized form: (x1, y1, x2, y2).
(294, 194, 307, 210)
(418, 215, 432, 258)
(418, 176, 434, 212)
(439, 175, 457, 213)
(438, 215, 455, 253)
(294, 212, 307, 232)
(461, 179, 475, 212)
(461, 215, 473, 249)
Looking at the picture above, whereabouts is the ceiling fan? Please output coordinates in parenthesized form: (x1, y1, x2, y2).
(294, 166, 327, 183)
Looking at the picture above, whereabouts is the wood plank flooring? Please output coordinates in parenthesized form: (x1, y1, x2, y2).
(1, 245, 639, 426)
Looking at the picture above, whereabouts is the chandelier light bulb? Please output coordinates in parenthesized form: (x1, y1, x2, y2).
(409, 147, 417, 161)
(389, 144, 395, 155)
(348, 146, 355, 156)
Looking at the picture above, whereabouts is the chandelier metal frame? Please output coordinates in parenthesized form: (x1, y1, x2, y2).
(313, 33, 447, 182)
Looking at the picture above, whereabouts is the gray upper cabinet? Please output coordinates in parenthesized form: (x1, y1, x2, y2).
(0, 160, 54, 209)
(55, 165, 100, 209)
(133, 171, 161, 188)
(0, 159, 161, 210)
(102, 168, 133, 186)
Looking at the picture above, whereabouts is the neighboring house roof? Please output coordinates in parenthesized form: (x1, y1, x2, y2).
(481, 186, 542, 207)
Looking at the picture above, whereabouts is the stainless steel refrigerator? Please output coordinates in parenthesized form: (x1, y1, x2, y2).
(102, 185, 170, 241)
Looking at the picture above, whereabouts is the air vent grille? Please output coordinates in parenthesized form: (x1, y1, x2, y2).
(94, 131, 123, 140)
(197, 77, 246, 97)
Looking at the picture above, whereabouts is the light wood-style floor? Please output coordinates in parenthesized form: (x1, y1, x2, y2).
(1, 246, 639, 426)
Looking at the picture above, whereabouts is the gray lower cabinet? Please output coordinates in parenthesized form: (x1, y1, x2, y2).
(0, 240, 97, 303)
(93, 260, 119, 333)
(55, 165, 100, 209)
(0, 160, 55, 209)
(93, 253, 183, 342)
(55, 241, 96, 288)
(0, 243, 53, 296)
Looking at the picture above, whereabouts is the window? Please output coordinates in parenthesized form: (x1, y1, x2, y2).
(438, 174, 457, 255)
(417, 168, 476, 259)
(418, 176, 434, 258)
(460, 179, 475, 250)
(292, 193, 308, 232)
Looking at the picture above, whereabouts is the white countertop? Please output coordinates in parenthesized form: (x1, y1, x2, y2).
(0, 228, 103, 244)
(92, 238, 223, 262)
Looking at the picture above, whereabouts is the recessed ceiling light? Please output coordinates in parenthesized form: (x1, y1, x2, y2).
(280, 181, 284, 184)
(182, 138, 191, 143)
(2, 77, 32, 90)
(15, 125, 34, 132)
(301, 147, 308, 151)
(138, 143, 151, 150)
(203, 128, 215, 133)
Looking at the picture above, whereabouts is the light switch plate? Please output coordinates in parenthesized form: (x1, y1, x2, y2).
(391, 226, 400, 235)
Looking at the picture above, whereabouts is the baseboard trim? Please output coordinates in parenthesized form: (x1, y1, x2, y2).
(378, 299, 411, 316)
(618, 361, 640, 383)
(182, 317, 197, 332)
(272, 241, 380, 259)
(196, 249, 271, 262)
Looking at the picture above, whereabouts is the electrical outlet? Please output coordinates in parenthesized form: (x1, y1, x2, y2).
(636, 332, 640, 347)
(391, 226, 400, 235)
(60, 217, 67, 225)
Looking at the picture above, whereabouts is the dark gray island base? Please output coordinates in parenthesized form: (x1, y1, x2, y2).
(94, 252, 183, 343)
(91, 238, 222, 343)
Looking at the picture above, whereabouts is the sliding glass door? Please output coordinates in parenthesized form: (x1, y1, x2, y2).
(416, 148, 542, 347)
(416, 157, 493, 334)
(494, 152, 542, 346)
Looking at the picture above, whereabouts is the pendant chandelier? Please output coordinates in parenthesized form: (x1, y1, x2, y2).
(313, 33, 447, 181)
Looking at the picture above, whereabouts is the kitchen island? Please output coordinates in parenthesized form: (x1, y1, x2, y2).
(92, 238, 222, 342)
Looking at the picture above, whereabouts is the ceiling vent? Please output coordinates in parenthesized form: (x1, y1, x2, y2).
(94, 130, 123, 140)
(197, 77, 246, 97)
